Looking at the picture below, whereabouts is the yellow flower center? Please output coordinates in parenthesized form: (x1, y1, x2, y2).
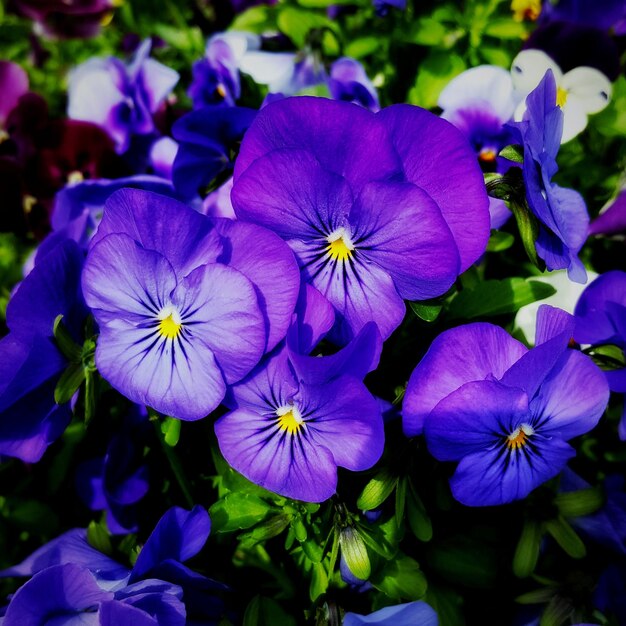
(276, 405, 304, 435)
(67, 170, 84, 185)
(511, 0, 541, 21)
(479, 148, 497, 163)
(556, 86, 568, 108)
(157, 306, 183, 340)
(216, 83, 227, 99)
(326, 227, 355, 262)
(506, 424, 534, 450)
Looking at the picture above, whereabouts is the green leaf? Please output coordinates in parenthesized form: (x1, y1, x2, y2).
(357, 469, 398, 511)
(499, 144, 524, 163)
(486, 230, 515, 252)
(593, 75, 626, 138)
(210, 493, 275, 533)
(370, 553, 427, 600)
(406, 481, 432, 542)
(358, 516, 400, 559)
(479, 44, 512, 67)
(409, 300, 444, 323)
(407, 51, 466, 109)
(410, 18, 448, 46)
(544, 516, 586, 559)
(53, 314, 82, 362)
(230, 6, 277, 33)
(540, 596, 575, 626)
(160, 416, 181, 447)
(309, 561, 328, 602)
(54, 361, 86, 405)
(301, 534, 324, 563)
(277, 7, 337, 48)
(513, 519, 542, 578)
(509, 199, 544, 270)
(243, 596, 297, 626)
(87, 520, 113, 555)
(554, 488, 604, 518)
(345, 37, 380, 59)
(339, 526, 371, 580)
(447, 278, 556, 320)
(484, 18, 527, 39)
(239, 514, 291, 546)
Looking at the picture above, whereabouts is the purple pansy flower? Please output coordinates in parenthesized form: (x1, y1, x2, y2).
(0, 240, 86, 462)
(215, 286, 384, 502)
(0, 506, 222, 625)
(574, 270, 626, 438)
(232, 96, 490, 343)
(328, 58, 380, 112)
(171, 105, 256, 201)
(82, 189, 299, 421)
(508, 71, 590, 282)
(403, 305, 609, 506)
(343, 600, 438, 625)
(67, 40, 179, 153)
(589, 188, 626, 237)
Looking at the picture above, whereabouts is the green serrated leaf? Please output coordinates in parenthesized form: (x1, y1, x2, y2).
(447, 278, 555, 320)
(513, 519, 542, 578)
(409, 300, 444, 323)
(554, 488, 604, 518)
(210, 493, 275, 533)
(54, 361, 85, 405)
(487, 230, 515, 252)
(357, 469, 398, 511)
(370, 553, 427, 600)
(340, 526, 371, 580)
(544, 516, 586, 559)
(499, 144, 524, 163)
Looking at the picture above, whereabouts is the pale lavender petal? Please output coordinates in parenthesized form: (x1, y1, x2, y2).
(139, 58, 179, 113)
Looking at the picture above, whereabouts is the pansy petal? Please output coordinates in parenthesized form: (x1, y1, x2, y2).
(450, 435, 575, 506)
(511, 49, 563, 97)
(589, 189, 626, 236)
(351, 181, 460, 300)
(535, 304, 575, 345)
(172, 263, 266, 385)
(232, 148, 353, 239)
(3, 564, 110, 626)
(531, 350, 609, 439)
(139, 58, 179, 113)
(290, 284, 335, 355)
(561, 67, 612, 115)
(0, 61, 29, 125)
(131, 505, 210, 581)
(213, 218, 300, 352)
(378, 104, 490, 272)
(234, 96, 401, 192)
(91, 189, 222, 278)
(99, 600, 159, 626)
(561, 98, 590, 143)
(344, 601, 438, 626)
(424, 380, 529, 462)
(215, 407, 338, 502)
(403, 323, 527, 436)
(239, 51, 296, 89)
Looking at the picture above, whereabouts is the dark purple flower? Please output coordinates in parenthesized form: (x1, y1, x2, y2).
(574, 270, 626, 438)
(403, 306, 609, 506)
(10, 0, 114, 39)
(215, 285, 383, 502)
(328, 58, 380, 112)
(508, 71, 589, 282)
(589, 189, 626, 237)
(233, 97, 489, 343)
(171, 105, 256, 201)
(0, 61, 29, 128)
(82, 189, 299, 420)
(539, 0, 626, 37)
(68, 41, 179, 153)
(0, 240, 86, 462)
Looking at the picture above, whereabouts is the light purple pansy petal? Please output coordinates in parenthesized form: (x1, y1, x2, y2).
(450, 434, 575, 506)
(403, 323, 527, 436)
(3, 564, 111, 626)
(139, 58, 179, 113)
(232, 148, 353, 240)
(99, 600, 160, 626)
(535, 304, 575, 345)
(213, 218, 300, 352)
(290, 284, 335, 355)
(215, 406, 339, 502)
(424, 380, 529, 462)
(350, 181, 460, 300)
(91, 189, 223, 279)
(233, 96, 402, 193)
(531, 350, 609, 439)
(343, 600, 438, 626)
(378, 104, 491, 272)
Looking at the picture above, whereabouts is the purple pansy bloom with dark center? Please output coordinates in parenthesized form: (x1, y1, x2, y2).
(82, 188, 299, 420)
(232, 96, 490, 343)
(574, 270, 626, 438)
(508, 71, 590, 282)
(215, 285, 384, 502)
(68, 40, 179, 153)
(403, 305, 609, 506)
(0, 240, 86, 462)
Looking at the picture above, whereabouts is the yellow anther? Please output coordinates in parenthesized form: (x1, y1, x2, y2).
(276, 405, 304, 435)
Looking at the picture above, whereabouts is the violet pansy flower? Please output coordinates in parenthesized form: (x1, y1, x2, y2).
(508, 71, 590, 282)
(329, 58, 380, 112)
(403, 305, 609, 506)
(233, 96, 490, 344)
(215, 286, 384, 502)
(82, 189, 299, 421)
(574, 270, 626, 438)
(67, 40, 179, 153)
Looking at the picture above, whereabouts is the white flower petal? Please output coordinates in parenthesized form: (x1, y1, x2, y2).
(214, 31, 261, 62)
(561, 66, 612, 115)
(239, 51, 296, 90)
(511, 49, 562, 97)
(561, 99, 589, 143)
